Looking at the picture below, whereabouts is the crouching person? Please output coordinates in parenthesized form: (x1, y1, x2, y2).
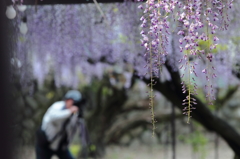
(35, 90, 85, 159)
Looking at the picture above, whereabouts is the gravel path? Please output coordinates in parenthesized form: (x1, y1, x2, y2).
(17, 140, 234, 159)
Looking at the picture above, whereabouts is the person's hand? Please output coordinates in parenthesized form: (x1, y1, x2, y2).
(69, 106, 79, 113)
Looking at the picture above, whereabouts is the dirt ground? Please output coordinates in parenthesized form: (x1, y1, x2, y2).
(105, 140, 234, 159)
(17, 139, 234, 159)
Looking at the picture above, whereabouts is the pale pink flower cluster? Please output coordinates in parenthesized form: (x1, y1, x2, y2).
(138, 0, 176, 76)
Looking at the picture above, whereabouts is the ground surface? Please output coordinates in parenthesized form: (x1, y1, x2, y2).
(17, 139, 234, 159)
(105, 140, 234, 159)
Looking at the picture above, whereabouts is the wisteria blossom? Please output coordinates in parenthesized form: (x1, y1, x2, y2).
(138, 0, 234, 123)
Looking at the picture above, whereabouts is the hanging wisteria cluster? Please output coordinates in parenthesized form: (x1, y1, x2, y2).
(138, 0, 234, 123)
(9, 3, 145, 88)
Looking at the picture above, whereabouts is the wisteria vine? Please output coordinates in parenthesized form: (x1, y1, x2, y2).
(138, 0, 233, 124)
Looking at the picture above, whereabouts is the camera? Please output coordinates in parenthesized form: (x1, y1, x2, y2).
(74, 97, 86, 118)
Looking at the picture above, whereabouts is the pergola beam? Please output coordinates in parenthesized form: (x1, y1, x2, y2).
(6, 0, 128, 5)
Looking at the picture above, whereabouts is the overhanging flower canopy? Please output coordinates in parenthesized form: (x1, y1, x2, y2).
(9, 0, 240, 124)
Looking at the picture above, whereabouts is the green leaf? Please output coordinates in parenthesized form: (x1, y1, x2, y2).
(113, 7, 118, 13)
(90, 144, 96, 152)
(69, 144, 81, 157)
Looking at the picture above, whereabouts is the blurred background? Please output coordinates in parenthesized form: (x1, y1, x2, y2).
(5, 0, 240, 159)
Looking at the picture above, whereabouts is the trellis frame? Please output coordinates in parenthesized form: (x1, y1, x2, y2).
(6, 0, 128, 5)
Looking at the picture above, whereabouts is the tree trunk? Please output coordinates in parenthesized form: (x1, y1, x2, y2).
(140, 62, 240, 156)
(81, 80, 129, 158)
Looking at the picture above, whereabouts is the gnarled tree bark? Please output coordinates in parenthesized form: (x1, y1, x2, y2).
(138, 62, 240, 157)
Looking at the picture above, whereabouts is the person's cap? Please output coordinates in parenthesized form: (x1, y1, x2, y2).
(64, 90, 82, 103)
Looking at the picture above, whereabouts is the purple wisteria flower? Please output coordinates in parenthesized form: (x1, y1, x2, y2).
(138, 0, 233, 123)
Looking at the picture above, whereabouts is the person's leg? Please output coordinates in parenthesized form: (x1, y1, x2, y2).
(56, 149, 74, 159)
(35, 127, 54, 159)
(35, 144, 53, 159)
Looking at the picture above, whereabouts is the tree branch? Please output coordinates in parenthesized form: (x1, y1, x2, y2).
(120, 106, 149, 113)
(216, 86, 239, 109)
(138, 61, 240, 156)
(104, 111, 182, 144)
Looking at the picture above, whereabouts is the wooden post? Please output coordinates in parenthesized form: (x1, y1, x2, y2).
(0, 1, 15, 159)
(171, 104, 176, 159)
